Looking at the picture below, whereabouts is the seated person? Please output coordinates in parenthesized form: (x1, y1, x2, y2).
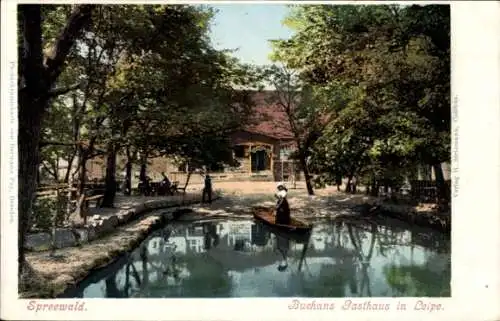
(275, 182, 291, 225)
(161, 172, 171, 187)
(160, 172, 172, 195)
(143, 176, 152, 196)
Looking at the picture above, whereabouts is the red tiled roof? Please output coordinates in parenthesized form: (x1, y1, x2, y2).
(243, 91, 295, 140)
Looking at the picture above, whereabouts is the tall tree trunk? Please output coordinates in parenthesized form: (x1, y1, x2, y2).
(55, 158, 61, 182)
(101, 142, 117, 207)
(139, 153, 147, 182)
(183, 170, 192, 190)
(124, 147, 133, 196)
(18, 112, 42, 270)
(370, 178, 379, 197)
(37, 167, 41, 185)
(65, 92, 81, 184)
(66, 173, 74, 221)
(298, 152, 314, 195)
(335, 171, 342, 192)
(49, 187, 62, 257)
(18, 94, 45, 275)
(78, 152, 88, 196)
(18, 5, 45, 274)
(345, 176, 352, 193)
(63, 152, 77, 183)
(18, 4, 93, 274)
(125, 161, 132, 196)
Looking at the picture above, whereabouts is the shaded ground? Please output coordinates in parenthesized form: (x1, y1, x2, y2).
(187, 181, 445, 217)
(187, 181, 371, 219)
(186, 181, 449, 230)
(86, 193, 203, 221)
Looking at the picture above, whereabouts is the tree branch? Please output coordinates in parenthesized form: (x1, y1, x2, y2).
(41, 160, 58, 181)
(44, 5, 94, 86)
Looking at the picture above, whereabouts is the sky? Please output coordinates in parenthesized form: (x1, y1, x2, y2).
(208, 4, 294, 66)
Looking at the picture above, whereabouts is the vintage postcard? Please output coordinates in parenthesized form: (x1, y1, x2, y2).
(1, 0, 499, 320)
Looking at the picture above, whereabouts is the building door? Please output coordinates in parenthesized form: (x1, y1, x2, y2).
(251, 150, 267, 172)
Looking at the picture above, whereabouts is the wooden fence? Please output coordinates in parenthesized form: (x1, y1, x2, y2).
(395, 180, 451, 202)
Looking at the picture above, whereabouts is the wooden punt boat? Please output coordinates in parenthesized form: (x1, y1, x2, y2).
(252, 206, 313, 235)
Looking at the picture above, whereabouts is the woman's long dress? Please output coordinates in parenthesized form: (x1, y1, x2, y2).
(276, 197, 291, 225)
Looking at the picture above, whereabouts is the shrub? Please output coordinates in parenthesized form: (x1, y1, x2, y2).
(32, 195, 69, 231)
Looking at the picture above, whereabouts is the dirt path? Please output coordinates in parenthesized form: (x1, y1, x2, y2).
(183, 181, 374, 220)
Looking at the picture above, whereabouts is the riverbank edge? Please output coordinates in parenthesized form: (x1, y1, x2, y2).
(365, 199, 451, 233)
(21, 215, 173, 299)
(20, 196, 220, 299)
(26, 193, 222, 252)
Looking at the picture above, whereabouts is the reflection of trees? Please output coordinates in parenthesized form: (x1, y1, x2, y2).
(124, 261, 130, 297)
(105, 276, 122, 298)
(375, 219, 450, 257)
(297, 264, 350, 297)
(384, 264, 450, 296)
(283, 222, 375, 297)
(176, 254, 232, 297)
(373, 219, 451, 297)
(90, 218, 450, 298)
(297, 237, 309, 272)
(276, 228, 354, 297)
(252, 223, 270, 246)
(272, 222, 377, 297)
(295, 239, 352, 297)
(384, 254, 451, 297)
(100, 222, 234, 298)
(346, 223, 377, 297)
(175, 222, 232, 297)
(203, 222, 219, 250)
(102, 252, 143, 298)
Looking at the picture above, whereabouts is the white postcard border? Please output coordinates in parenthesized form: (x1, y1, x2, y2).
(2, 1, 499, 320)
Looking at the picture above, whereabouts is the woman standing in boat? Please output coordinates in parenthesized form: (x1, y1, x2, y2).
(275, 182, 291, 225)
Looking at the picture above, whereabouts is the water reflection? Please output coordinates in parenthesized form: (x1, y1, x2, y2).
(62, 217, 450, 298)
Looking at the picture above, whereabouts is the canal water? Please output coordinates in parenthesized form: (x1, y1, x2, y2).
(62, 216, 450, 298)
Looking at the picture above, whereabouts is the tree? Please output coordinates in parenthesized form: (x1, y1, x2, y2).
(18, 4, 93, 274)
(263, 65, 327, 195)
(95, 6, 260, 203)
(270, 5, 450, 200)
(36, 4, 261, 215)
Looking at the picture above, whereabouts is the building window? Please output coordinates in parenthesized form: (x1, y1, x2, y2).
(233, 145, 245, 158)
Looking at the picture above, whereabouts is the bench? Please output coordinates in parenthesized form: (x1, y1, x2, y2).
(70, 194, 105, 225)
(72, 194, 105, 208)
(84, 194, 105, 208)
(171, 181, 186, 194)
